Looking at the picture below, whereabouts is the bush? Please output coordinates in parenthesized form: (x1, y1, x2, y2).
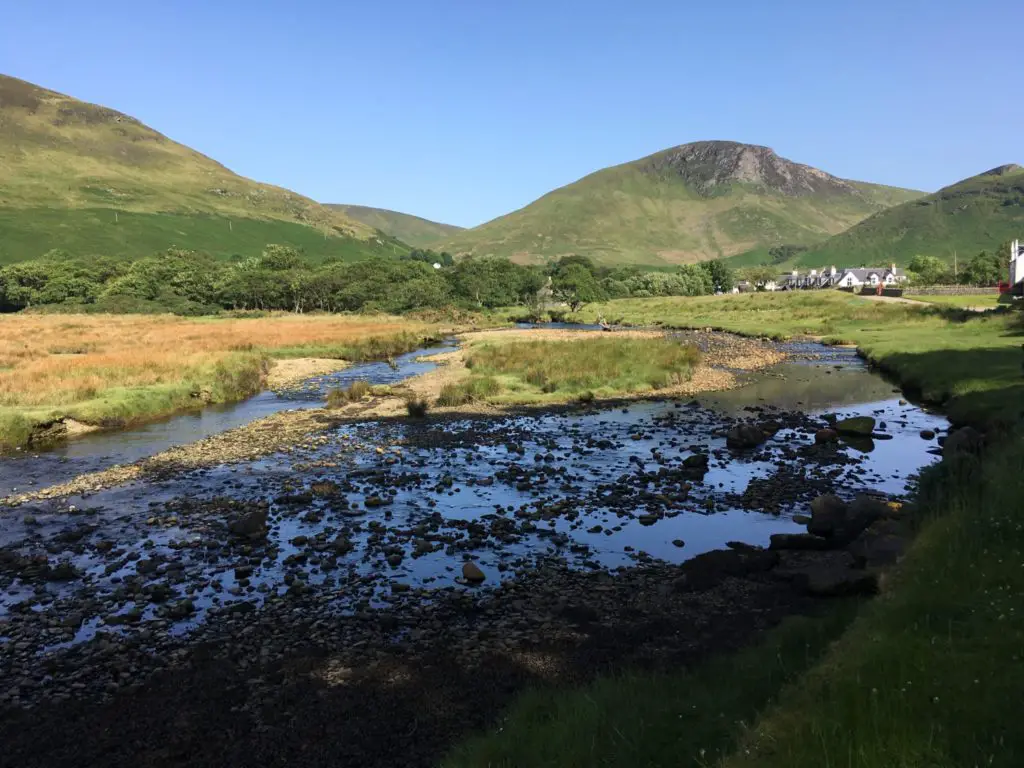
(326, 379, 372, 407)
(436, 377, 502, 407)
(405, 397, 429, 418)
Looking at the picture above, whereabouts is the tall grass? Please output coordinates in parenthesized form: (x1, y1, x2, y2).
(467, 337, 700, 395)
(326, 379, 372, 407)
(436, 377, 502, 407)
(0, 313, 435, 448)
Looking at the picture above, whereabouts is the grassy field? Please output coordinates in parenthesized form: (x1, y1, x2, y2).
(904, 293, 1004, 309)
(579, 292, 1024, 426)
(440, 142, 920, 267)
(327, 204, 463, 248)
(459, 336, 700, 403)
(0, 314, 435, 449)
(448, 291, 1024, 767)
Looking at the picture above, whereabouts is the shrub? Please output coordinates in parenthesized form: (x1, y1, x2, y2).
(326, 379, 372, 408)
(405, 397, 429, 418)
(436, 377, 502, 407)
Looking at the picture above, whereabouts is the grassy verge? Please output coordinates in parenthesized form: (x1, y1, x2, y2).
(720, 442, 1024, 767)
(905, 293, 1003, 308)
(445, 607, 859, 768)
(0, 313, 440, 449)
(576, 293, 1024, 426)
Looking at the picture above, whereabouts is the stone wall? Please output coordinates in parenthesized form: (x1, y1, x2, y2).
(905, 286, 1000, 295)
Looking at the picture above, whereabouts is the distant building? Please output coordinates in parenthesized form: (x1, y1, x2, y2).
(1009, 239, 1024, 287)
(835, 264, 907, 288)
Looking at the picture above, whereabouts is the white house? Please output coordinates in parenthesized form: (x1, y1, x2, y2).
(835, 264, 907, 289)
(1009, 239, 1024, 287)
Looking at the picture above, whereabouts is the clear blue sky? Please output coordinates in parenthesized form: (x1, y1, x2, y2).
(2, 0, 1022, 228)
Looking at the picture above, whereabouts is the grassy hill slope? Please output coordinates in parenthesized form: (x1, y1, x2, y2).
(327, 204, 462, 247)
(797, 164, 1024, 267)
(0, 74, 400, 261)
(441, 141, 923, 267)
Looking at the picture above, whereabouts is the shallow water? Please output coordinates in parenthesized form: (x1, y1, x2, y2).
(0, 340, 457, 497)
(0, 342, 947, 650)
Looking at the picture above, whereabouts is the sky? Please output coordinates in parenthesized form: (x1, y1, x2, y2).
(2, 0, 1022, 228)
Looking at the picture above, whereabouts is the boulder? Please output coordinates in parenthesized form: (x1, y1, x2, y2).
(683, 453, 710, 469)
(726, 424, 767, 450)
(814, 428, 838, 444)
(919, 429, 936, 440)
(799, 566, 878, 597)
(942, 426, 984, 459)
(769, 533, 832, 551)
(228, 508, 268, 538)
(835, 416, 876, 436)
(462, 561, 486, 584)
(807, 494, 848, 538)
(677, 548, 779, 590)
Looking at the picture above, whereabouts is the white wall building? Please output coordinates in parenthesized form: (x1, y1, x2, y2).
(1009, 239, 1024, 287)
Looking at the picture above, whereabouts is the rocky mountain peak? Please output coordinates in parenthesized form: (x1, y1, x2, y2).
(639, 140, 858, 199)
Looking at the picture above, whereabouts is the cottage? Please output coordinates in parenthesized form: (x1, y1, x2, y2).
(1009, 239, 1024, 287)
(835, 264, 907, 289)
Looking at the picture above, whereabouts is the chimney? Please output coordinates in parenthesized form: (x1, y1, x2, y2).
(830, 265, 837, 276)
(890, 263, 897, 273)
(791, 269, 798, 277)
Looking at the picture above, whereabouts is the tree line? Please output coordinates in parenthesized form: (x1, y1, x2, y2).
(0, 247, 735, 315)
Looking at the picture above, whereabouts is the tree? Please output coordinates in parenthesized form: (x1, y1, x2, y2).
(906, 255, 950, 285)
(961, 251, 1003, 286)
(552, 263, 605, 311)
(740, 265, 779, 288)
(699, 259, 734, 293)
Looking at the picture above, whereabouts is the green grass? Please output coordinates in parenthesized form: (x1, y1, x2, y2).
(578, 292, 1024, 426)
(0, 208, 407, 264)
(264, 332, 434, 363)
(441, 141, 921, 267)
(326, 379, 372, 407)
(327, 204, 463, 248)
(465, 337, 700, 399)
(722, 444, 1024, 768)
(445, 607, 859, 768)
(798, 165, 1024, 268)
(905, 293, 1003, 308)
(436, 376, 503, 407)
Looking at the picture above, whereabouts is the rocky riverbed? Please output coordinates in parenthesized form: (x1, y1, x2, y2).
(0, 332, 949, 767)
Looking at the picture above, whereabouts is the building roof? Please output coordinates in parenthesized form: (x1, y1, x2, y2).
(839, 267, 906, 280)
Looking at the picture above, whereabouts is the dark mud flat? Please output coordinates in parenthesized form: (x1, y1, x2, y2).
(0, 346, 947, 767)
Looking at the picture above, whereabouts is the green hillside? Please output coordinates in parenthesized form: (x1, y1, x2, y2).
(441, 141, 923, 267)
(327, 204, 462, 247)
(0, 74, 399, 262)
(795, 164, 1024, 267)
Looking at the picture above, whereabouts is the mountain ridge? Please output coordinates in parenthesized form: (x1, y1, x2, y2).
(326, 204, 462, 247)
(441, 141, 924, 266)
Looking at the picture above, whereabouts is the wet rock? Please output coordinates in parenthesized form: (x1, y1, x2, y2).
(386, 554, 403, 567)
(814, 428, 838, 444)
(167, 600, 196, 619)
(683, 453, 709, 469)
(942, 426, 983, 459)
(462, 562, 486, 584)
(677, 548, 779, 590)
(919, 429, 936, 440)
(799, 566, 878, 597)
(672, 539, 686, 548)
(726, 424, 767, 450)
(47, 561, 80, 582)
(769, 533, 831, 551)
(228, 509, 268, 538)
(807, 494, 848, 538)
(835, 416, 875, 436)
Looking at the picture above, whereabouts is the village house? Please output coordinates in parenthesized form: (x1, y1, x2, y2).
(834, 264, 907, 289)
(1009, 239, 1024, 289)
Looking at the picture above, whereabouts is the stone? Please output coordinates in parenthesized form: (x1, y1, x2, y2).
(808, 494, 849, 538)
(228, 509, 268, 538)
(167, 599, 196, 619)
(677, 548, 779, 590)
(386, 554, 403, 567)
(814, 428, 839, 444)
(769, 533, 832, 551)
(942, 426, 984, 459)
(835, 416, 876, 436)
(799, 566, 878, 597)
(919, 429, 936, 440)
(683, 453, 710, 469)
(726, 423, 767, 450)
(792, 514, 812, 525)
(672, 539, 685, 548)
(462, 562, 486, 584)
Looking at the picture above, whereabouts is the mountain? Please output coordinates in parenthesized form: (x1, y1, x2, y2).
(326, 204, 462, 247)
(795, 164, 1024, 267)
(441, 141, 924, 267)
(0, 74, 404, 263)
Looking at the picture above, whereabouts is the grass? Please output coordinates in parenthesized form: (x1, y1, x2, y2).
(576, 292, 1024, 426)
(0, 313, 435, 449)
(326, 379, 372, 407)
(445, 607, 859, 767)
(0, 74, 401, 264)
(436, 376, 503, 407)
(905, 293, 1003, 308)
(327, 204, 463, 248)
(465, 337, 700, 400)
